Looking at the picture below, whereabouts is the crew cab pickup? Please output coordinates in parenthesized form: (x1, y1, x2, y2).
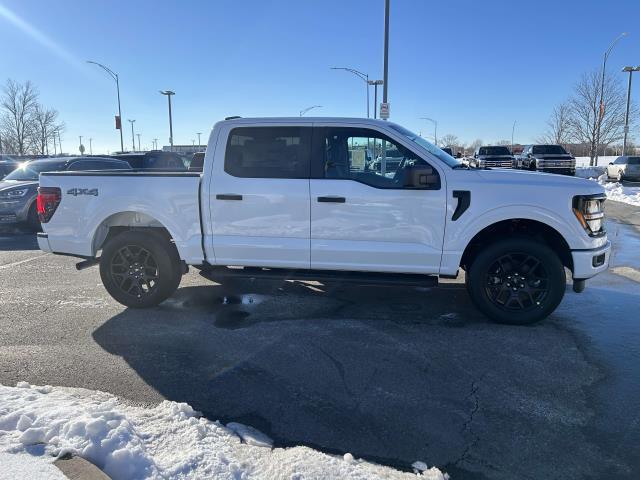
(516, 144, 576, 175)
(469, 146, 514, 169)
(36, 118, 611, 324)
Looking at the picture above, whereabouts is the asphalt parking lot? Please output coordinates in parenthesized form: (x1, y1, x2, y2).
(1, 201, 639, 480)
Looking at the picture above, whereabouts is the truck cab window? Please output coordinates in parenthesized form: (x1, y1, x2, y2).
(315, 128, 439, 189)
(225, 127, 311, 178)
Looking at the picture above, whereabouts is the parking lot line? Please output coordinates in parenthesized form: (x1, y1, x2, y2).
(0, 253, 48, 270)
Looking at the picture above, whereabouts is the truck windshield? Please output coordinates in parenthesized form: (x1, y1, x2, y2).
(479, 146, 511, 156)
(388, 123, 461, 167)
(3, 161, 67, 181)
(532, 145, 568, 155)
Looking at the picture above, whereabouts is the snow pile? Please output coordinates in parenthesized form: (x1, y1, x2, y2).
(575, 166, 606, 180)
(0, 451, 66, 480)
(574, 156, 617, 167)
(601, 180, 640, 207)
(0, 383, 447, 480)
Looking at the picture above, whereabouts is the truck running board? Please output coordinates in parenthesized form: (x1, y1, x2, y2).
(200, 266, 438, 287)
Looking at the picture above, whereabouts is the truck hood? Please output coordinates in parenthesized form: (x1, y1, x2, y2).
(474, 168, 604, 195)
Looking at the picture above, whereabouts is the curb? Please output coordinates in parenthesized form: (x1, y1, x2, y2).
(54, 455, 112, 480)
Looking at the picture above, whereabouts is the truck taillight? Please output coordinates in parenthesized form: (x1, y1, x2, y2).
(36, 187, 61, 223)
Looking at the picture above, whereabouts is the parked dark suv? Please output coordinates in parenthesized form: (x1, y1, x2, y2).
(111, 151, 187, 170)
(469, 146, 514, 169)
(516, 144, 576, 176)
(0, 157, 130, 230)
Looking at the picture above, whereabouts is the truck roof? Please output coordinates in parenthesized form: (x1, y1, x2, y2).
(219, 117, 394, 126)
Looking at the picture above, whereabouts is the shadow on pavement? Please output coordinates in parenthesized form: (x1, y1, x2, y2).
(92, 280, 637, 479)
(0, 232, 39, 251)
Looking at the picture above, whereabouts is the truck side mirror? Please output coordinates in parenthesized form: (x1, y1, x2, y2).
(403, 165, 440, 189)
(609, 162, 613, 165)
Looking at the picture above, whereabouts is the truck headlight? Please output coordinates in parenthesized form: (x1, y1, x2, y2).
(573, 195, 606, 236)
(0, 188, 28, 199)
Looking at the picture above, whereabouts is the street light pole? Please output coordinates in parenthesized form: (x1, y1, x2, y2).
(89, 138, 93, 155)
(420, 117, 438, 145)
(511, 120, 517, 154)
(153, 138, 158, 150)
(382, 0, 390, 119)
(160, 91, 175, 151)
(136, 133, 141, 152)
(58, 131, 63, 154)
(300, 105, 322, 117)
(87, 60, 124, 153)
(594, 32, 628, 166)
(331, 67, 370, 117)
(128, 119, 136, 151)
(622, 66, 640, 155)
(79, 135, 83, 154)
(197, 132, 202, 148)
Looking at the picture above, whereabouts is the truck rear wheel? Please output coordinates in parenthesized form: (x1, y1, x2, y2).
(466, 238, 566, 324)
(99, 230, 182, 308)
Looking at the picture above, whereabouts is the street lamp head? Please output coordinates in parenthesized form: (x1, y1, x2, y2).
(160, 90, 175, 96)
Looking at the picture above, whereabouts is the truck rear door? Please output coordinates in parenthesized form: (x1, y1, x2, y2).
(207, 124, 312, 268)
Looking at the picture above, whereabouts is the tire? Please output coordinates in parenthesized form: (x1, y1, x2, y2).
(99, 230, 182, 308)
(466, 238, 566, 325)
(26, 203, 42, 232)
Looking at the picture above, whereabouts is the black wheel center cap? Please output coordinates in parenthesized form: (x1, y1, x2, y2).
(505, 273, 527, 292)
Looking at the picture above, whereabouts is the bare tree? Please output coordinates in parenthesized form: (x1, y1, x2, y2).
(30, 105, 60, 155)
(0, 80, 39, 155)
(494, 140, 512, 146)
(567, 70, 631, 165)
(468, 138, 483, 154)
(440, 134, 459, 147)
(537, 102, 572, 148)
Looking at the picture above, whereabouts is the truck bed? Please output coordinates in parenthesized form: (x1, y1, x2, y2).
(38, 171, 204, 263)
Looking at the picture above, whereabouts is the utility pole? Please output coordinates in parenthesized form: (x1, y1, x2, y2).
(128, 119, 136, 151)
(160, 90, 175, 151)
(622, 66, 640, 155)
(382, 0, 390, 119)
(136, 133, 141, 152)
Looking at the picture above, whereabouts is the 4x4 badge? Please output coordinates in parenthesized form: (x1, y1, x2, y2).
(66, 188, 98, 196)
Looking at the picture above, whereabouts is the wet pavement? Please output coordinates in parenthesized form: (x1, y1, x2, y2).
(0, 202, 639, 480)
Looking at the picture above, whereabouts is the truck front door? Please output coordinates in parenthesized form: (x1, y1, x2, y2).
(309, 126, 446, 274)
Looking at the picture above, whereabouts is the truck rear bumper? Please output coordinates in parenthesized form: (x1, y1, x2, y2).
(37, 232, 53, 253)
(571, 240, 611, 280)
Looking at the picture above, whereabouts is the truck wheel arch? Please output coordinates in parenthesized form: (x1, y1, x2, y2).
(460, 218, 573, 273)
(92, 211, 178, 257)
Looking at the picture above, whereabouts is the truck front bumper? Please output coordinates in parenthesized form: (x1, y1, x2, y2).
(571, 240, 611, 280)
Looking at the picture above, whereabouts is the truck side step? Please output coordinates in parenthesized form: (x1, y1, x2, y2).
(199, 266, 438, 287)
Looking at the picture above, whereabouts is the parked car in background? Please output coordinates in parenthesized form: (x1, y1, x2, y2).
(37, 117, 610, 325)
(111, 151, 187, 170)
(606, 156, 640, 182)
(0, 159, 20, 179)
(441, 147, 454, 156)
(516, 145, 576, 175)
(0, 157, 130, 230)
(469, 146, 514, 169)
(368, 149, 404, 173)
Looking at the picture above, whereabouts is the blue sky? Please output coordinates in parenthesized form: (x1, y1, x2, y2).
(1, 0, 639, 154)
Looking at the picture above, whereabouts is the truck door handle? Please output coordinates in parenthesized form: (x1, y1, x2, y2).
(317, 196, 346, 203)
(216, 194, 243, 201)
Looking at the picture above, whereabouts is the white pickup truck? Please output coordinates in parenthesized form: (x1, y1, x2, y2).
(36, 117, 611, 324)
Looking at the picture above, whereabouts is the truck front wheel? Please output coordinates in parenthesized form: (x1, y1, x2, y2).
(466, 238, 566, 324)
(99, 230, 182, 308)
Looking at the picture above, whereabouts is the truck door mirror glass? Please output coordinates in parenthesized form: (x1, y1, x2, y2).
(403, 165, 440, 189)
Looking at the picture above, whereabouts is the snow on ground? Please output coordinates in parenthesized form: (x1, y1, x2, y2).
(0, 451, 67, 480)
(0, 383, 447, 480)
(576, 167, 640, 207)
